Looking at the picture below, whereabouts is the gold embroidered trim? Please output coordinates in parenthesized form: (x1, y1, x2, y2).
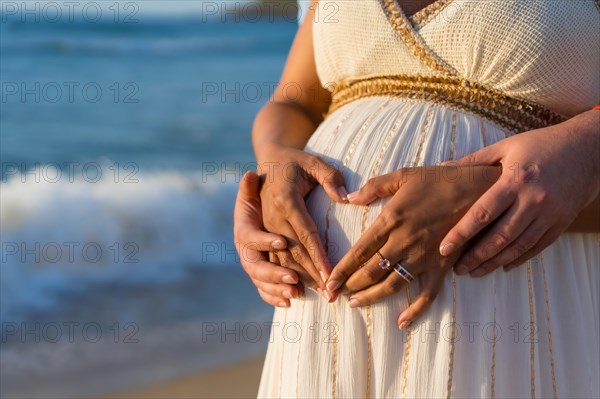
(540, 254, 558, 398)
(595, 0, 600, 13)
(526, 262, 536, 399)
(410, 0, 454, 30)
(379, 0, 459, 76)
(446, 271, 457, 398)
(327, 75, 566, 134)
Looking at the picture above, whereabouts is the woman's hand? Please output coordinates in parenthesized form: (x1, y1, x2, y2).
(326, 166, 501, 328)
(234, 171, 303, 308)
(439, 110, 600, 276)
(260, 144, 348, 297)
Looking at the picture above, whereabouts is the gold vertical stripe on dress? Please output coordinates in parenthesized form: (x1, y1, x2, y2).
(402, 286, 413, 399)
(323, 100, 390, 399)
(359, 105, 407, 399)
(540, 253, 558, 398)
(490, 307, 497, 399)
(448, 111, 458, 161)
(414, 107, 435, 165)
(402, 106, 433, 398)
(322, 104, 360, 250)
(295, 299, 306, 398)
(526, 262, 536, 399)
(480, 119, 488, 148)
(331, 301, 339, 399)
(445, 111, 458, 398)
(446, 271, 457, 398)
(325, 101, 388, 249)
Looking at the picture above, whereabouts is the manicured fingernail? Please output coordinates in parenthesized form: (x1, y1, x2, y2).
(348, 297, 361, 308)
(282, 275, 297, 284)
(317, 288, 333, 302)
(399, 321, 411, 330)
(278, 301, 288, 308)
(337, 186, 349, 202)
(326, 279, 341, 292)
(456, 264, 469, 275)
(439, 242, 457, 256)
(283, 290, 294, 299)
(319, 271, 329, 283)
(346, 191, 357, 203)
(272, 239, 285, 249)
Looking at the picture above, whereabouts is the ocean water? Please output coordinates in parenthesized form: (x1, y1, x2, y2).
(0, 13, 297, 397)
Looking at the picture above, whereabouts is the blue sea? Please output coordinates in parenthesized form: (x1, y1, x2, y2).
(0, 11, 297, 397)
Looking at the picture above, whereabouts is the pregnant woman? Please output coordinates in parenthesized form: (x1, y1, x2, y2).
(234, 0, 600, 397)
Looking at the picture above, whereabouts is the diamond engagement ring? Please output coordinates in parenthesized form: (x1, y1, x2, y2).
(376, 251, 393, 271)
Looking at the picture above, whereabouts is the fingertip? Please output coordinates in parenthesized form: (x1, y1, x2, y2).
(281, 274, 298, 284)
(271, 238, 287, 250)
(439, 242, 457, 256)
(337, 186, 349, 203)
(398, 320, 411, 330)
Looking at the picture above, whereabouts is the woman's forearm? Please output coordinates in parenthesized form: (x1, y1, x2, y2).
(251, 101, 318, 163)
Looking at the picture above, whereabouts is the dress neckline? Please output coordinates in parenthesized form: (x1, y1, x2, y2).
(378, 0, 459, 75)
(405, 0, 454, 30)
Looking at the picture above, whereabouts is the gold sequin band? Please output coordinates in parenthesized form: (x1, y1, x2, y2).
(326, 75, 567, 134)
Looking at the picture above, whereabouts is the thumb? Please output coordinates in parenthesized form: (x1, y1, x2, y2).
(238, 170, 262, 202)
(346, 171, 404, 205)
(303, 156, 348, 203)
(442, 143, 502, 166)
(234, 171, 287, 251)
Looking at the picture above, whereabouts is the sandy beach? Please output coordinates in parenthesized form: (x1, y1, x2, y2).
(107, 356, 264, 399)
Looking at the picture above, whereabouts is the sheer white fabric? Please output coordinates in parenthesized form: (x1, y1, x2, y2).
(258, 1, 600, 398)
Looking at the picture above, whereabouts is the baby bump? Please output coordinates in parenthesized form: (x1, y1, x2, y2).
(303, 98, 509, 264)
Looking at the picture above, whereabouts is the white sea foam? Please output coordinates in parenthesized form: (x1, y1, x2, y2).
(0, 169, 239, 320)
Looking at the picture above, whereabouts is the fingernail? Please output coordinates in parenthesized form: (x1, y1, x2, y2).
(283, 290, 294, 299)
(348, 297, 361, 308)
(319, 271, 329, 283)
(326, 279, 341, 292)
(337, 186, 349, 202)
(439, 242, 457, 256)
(272, 239, 285, 249)
(317, 288, 332, 302)
(278, 301, 288, 308)
(282, 275, 297, 284)
(346, 191, 357, 203)
(456, 264, 469, 275)
(399, 321, 411, 330)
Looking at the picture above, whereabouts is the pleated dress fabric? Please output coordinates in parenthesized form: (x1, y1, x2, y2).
(257, 1, 600, 398)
